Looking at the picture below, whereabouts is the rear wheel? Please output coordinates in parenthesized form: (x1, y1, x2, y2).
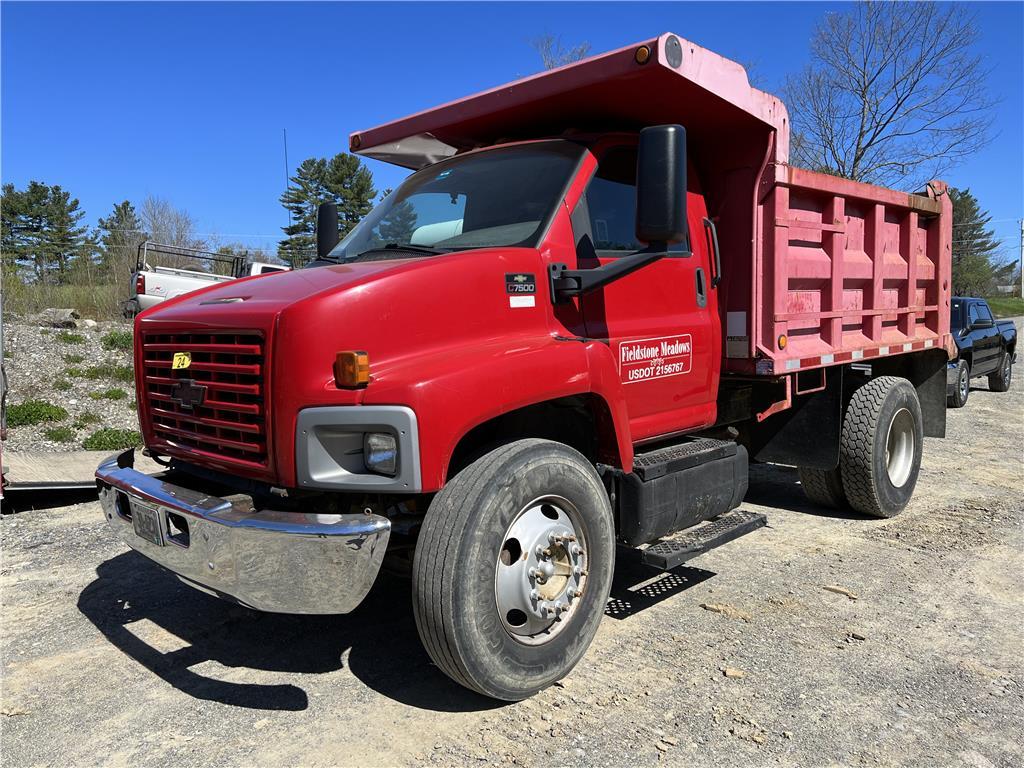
(948, 360, 970, 408)
(840, 376, 923, 518)
(412, 439, 615, 700)
(988, 352, 1013, 392)
(798, 465, 847, 509)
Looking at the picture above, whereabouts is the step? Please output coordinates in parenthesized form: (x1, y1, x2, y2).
(641, 509, 767, 570)
(631, 437, 736, 481)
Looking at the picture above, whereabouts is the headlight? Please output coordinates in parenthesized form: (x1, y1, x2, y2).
(363, 432, 397, 476)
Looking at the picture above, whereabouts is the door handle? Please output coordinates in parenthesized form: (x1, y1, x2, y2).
(703, 218, 722, 287)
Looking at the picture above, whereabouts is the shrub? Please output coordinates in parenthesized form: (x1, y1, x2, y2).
(89, 388, 128, 401)
(56, 331, 85, 344)
(83, 428, 143, 451)
(6, 400, 69, 426)
(81, 362, 134, 383)
(101, 329, 133, 351)
(54, 377, 73, 392)
(43, 425, 76, 443)
(63, 353, 85, 364)
(73, 412, 102, 428)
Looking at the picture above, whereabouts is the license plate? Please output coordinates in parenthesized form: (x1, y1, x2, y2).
(130, 499, 164, 546)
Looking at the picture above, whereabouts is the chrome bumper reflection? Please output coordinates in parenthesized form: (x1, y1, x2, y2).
(95, 450, 390, 614)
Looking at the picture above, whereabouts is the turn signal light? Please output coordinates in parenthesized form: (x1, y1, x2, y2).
(778, 334, 788, 350)
(334, 351, 370, 389)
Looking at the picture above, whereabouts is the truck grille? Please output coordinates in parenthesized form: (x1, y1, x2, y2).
(140, 332, 268, 468)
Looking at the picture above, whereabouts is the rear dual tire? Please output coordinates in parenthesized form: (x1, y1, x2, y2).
(800, 376, 923, 519)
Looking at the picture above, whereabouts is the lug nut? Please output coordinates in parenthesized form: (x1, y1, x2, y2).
(530, 589, 539, 601)
(573, 589, 583, 598)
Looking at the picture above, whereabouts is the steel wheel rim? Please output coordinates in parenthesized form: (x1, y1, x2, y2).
(494, 495, 588, 646)
(885, 407, 915, 488)
(959, 367, 969, 399)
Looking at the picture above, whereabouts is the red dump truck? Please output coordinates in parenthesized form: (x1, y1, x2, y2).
(96, 33, 953, 700)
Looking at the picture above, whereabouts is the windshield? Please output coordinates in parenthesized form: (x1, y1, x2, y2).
(326, 140, 584, 260)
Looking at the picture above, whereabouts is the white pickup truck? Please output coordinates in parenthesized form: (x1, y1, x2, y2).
(123, 242, 289, 316)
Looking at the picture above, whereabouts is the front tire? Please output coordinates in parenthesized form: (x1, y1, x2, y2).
(840, 376, 923, 518)
(988, 352, 1013, 392)
(412, 439, 615, 700)
(948, 359, 970, 408)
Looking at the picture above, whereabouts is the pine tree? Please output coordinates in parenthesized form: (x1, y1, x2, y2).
(98, 200, 147, 279)
(278, 153, 376, 266)
(40, 186, 90, 284)
(950, 188, 1002, 297)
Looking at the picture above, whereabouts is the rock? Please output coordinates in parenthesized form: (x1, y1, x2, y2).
(661, 736, 679, 746)
(722, 667, 746, 679)
(783, 731, 793, 739)
(849, 631, 867, 641)
(33, 308, 80, 328)
(700, 602, 752, 621)
(822, 585, 859, 600)
(655, 742, 669, 752)
(541, 713, 552, 722)
(82, 319, 98, 329)
(751, 732, 765, 744)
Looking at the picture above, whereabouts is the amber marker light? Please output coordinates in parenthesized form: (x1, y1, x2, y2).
(778, 335, 788, 350)
(334, 351, 370, 389)
(635, 45, 651, 65)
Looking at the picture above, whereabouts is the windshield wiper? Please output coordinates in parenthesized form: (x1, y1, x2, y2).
(356, 243, 447, 258)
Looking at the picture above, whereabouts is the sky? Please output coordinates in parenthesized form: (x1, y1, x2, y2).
(2, 1, 1022, 263)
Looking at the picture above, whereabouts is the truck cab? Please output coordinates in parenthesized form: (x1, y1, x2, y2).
(96, 33, 954, 701)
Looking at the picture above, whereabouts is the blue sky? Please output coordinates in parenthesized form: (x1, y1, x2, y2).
(3, 1, 1022, 262)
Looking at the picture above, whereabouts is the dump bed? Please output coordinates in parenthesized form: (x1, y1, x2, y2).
(352, 32, 953, 376)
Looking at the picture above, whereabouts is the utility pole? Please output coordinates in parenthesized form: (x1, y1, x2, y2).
(1019, 218, 1023, 299)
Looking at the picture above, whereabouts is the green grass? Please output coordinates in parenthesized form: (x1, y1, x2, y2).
(43, 425, 76, 443)
(56, 331, 86, 344)
(2, 348, 11, 358)
(985, 295, 1024, 319)
(89, 388, 128, 401)
(6, 400, 69, 426)
(82, 428, 143, 451)
(53, 377, 73, 392)
(63, 353, 85, 364)
(3, 280, 124, 320)
(73, 412, 102, 429)
(81, 362, 134, 383)
(101, 329, 133, 351)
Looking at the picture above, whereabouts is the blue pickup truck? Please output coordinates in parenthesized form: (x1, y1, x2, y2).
(947, 297, 1017, 408)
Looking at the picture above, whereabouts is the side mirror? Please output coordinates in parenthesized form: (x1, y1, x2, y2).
(316, 202, 339, 258)
(636, 125, 688, 249)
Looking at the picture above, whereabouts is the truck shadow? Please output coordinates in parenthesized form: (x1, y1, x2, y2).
(78, 548, 715, 714)
(745, 463, 871, 520)
(77, 550, 503, 714)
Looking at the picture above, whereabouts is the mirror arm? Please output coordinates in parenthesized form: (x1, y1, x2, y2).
(549, 243, 688, 304)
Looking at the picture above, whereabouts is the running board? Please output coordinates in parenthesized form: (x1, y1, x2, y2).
(641, 510, 767, 570)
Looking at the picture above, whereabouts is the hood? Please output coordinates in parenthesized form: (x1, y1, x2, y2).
(137, 258, 421, 330)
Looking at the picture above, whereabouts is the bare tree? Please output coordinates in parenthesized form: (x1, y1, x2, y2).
(532, 35, 591, 70)
(139, 196, 208, 269)
(785, 1, 995, 189)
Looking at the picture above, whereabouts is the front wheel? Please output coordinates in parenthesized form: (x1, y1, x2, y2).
(412, 439, 615, 700)
(948, 359, 970, 408)
(988, 352, 1013, 392)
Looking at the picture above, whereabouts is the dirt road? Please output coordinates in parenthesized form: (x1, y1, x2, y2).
(3, 364, 1022, 767)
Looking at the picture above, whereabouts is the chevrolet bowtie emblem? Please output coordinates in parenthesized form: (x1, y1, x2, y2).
(169, 379, 207, 410)
(514, 274, 528, 282)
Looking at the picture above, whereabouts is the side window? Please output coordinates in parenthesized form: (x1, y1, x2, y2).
(977, 304, 994, 324)
(586, 147, 642, 253)
(581, 146, 688, 256)
(968, 303, 981, 325)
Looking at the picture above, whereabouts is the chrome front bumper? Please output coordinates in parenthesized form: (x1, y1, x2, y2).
(96, 450, 390, 614)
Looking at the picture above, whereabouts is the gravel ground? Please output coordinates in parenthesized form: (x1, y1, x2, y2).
(2, 335, 1022, 767)
(2, 318, 139, 451)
